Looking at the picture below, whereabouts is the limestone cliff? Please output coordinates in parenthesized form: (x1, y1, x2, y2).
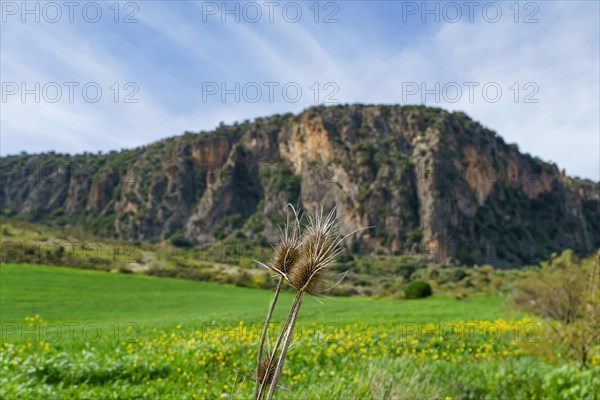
(2, 105, 598, 267)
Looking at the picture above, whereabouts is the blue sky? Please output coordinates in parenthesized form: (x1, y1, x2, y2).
(1, 0, 599, 180)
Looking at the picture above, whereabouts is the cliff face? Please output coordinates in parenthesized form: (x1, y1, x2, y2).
(2, 105, 598, 267)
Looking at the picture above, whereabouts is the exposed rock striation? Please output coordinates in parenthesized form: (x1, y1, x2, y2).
(2, 105, 598, 267)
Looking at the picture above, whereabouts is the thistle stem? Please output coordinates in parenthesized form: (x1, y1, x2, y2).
(266, 291, 304, 400)
(256, 293, 303, 400)
(254, 277, 283, 400)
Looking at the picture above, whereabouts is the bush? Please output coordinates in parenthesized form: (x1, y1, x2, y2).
(169, 231, 192, 248)
(404, 280, 432, 299)
(511, 249, 600, 366)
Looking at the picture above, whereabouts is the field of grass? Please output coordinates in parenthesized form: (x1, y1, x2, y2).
(0, 264, 510, 328)
(1, 264, 598, 399)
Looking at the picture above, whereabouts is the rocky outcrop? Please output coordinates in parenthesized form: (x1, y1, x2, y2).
(1, 105, 598, 267)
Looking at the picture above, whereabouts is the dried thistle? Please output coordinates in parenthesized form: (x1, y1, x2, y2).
(288, 205, 343, 295)
(259, 204, 369, 400)
(256, 203, 370, 400)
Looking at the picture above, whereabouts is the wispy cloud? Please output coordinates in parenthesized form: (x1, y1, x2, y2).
(1, 1, 598, 180)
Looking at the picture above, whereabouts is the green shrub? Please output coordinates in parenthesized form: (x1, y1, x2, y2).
(169, 231, 192, 248)
(511, 249, 600, 366)
(404, 280, 432, 299)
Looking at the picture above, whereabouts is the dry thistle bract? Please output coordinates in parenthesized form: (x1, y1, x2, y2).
(288, 206, 341, 295)
(254, 356, 278, 386)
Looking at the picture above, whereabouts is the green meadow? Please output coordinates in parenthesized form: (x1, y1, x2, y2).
(1, 264, 598, 399)
(0, 264, 509, 329)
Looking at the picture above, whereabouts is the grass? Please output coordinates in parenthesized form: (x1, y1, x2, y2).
(1, 264, 510, 332)
(1, 264, 598, 399)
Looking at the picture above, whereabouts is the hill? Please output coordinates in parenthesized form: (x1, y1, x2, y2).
(1, 104, 598, 267)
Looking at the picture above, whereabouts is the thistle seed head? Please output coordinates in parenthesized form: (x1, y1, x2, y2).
(288, 251, 324, 295)
(255, 356, 278, 385)
(272, 241, 300, 275)
(288, 205, 342, 294)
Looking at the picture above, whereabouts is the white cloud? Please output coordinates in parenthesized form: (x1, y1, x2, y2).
(422, 2, 600, 180)
(2, 1, 598, 180)
(1, 19, 192, 153)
